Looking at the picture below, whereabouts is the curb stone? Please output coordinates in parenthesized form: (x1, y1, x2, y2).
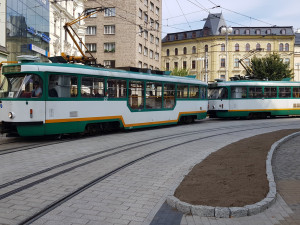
(165, 132, 300, 217)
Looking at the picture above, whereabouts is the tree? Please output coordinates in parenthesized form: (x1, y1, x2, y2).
(249, 53, 293, 81)
(170, 68, 189, 77)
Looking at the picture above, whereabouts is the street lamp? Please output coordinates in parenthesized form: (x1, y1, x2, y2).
(221, 26, 233, 81)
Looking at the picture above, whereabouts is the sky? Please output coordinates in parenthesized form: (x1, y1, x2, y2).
(162, 0, 300, 36)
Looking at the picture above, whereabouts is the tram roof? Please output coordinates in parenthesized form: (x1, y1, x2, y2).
(209, 80, 300, 87)
(4, 63, 207, 86)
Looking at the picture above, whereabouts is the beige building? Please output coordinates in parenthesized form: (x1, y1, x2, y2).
(162, 13, 295, 82)
(84, 0, 162, 69)
(50, 0, 86, 57)
(294, 32, 300, 81)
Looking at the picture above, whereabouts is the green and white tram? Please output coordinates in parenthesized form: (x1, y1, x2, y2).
(208, 80, 300, 119)
(0, 62, 207, 137)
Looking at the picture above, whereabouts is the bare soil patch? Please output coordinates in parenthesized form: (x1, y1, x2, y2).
(174, 129, 300, 207)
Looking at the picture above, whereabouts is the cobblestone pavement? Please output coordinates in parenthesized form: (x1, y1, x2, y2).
(0, 119, 299, 225)
(273, 135, 300, 225)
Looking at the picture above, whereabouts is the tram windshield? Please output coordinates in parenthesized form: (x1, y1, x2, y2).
(208, 87, 228, 99)
(0, 74, 43, 98)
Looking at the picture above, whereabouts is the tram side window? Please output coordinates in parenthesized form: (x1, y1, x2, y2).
(231, 87, 247, 99)
(177, 84, 188, 98)
(248, 87, 263, 98)
(200, 86, 206, 99)
(279, 87, 291, 98)
(293, 87, 300, 98)
(129, 81, 144, 109)
(189, 85, 199, 99)
(208, 87, 228, 99)
(49, 75, 78, 98)
(81, 77, 104, 98)
(146, 82, 162, 109)
(264, 87, 277, 98)
(107, 79, 127, 98)
(163, 83, 175, 109)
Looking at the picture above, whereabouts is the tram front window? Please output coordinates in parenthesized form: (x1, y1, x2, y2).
(208, 87, 228, 99)
(0, 74, 42, 98)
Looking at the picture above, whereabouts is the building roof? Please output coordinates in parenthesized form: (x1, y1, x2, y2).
(162, 13, 294, 43)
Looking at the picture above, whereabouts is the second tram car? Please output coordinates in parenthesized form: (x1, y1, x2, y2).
(0, 62, 208, 137)
(208, 80, 300, 118)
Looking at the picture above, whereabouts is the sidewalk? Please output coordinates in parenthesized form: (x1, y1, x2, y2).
(150, 135, 300, 225)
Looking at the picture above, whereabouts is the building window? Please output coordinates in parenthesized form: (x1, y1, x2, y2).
(155, 7, 159, 15)
(104, 25, 115, 34)
(155, 52, 159, 61)
(205, 45, 208, 52)
(150, 18, 154, 27)
(155, 37, 159, 46)
(175, 48, 178, 55)
(281, 29, 286, 35)
(143, 63, 148, 68)
(285, 43, 289, 51)
(86, 43, 97, 52)
(104, 8, 116, 17)
(256, 43, 261, 50)
(174, 62, 178, 68)
(266, 29, 271, 35)
(103, 60, 115, 68)
(284, 58, 290, 64)
(138, 61, 142, 68)
(150, 50, 153, 59)
(279, 43, 284, 51)
(139, 26, 143, 36)
(150, 34, 154, 43)
(220, 75, 225, 80)
(166, 49, 170, 56)
(192, 60, 196, 69)
(245, 29, 250, 35)
(255, 29, 261, 35)
(192, 46, 196, 54)
(104, 43, 115, 52)
(144, 13, 148, 23)
(234, 58, 239, 68)
(150, 2, 154, 11)
(246, 43, 250, 51)
(166, 62, 170, 70)
(144, 0, 148, 6)
(234, 29, 240, 35)
(174, 34, 178, 40)
(183, 61, 187, 69)
(86, 26, 96, 35)
(192, 32, 196, 38)
(235, 43, 239, 51)
(144, 30, 148, 39)
(139, 44, 142, 54)
(267, 43, 271, 51)
(221, 44, 225, 52)
(183, 33, 187, 39)
(139, 9, 142, 18)
(155, 22, 159, 31)
(244, 58, 250, 66)
(144, 47, 148, 56)
(183, 47, 187, 54)
(86, 9, 97, 18)
(221, 58, 225, 67)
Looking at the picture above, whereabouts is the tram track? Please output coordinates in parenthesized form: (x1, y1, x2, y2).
(0, 122, 274, 192)
(0, 121, 297, 224)
(18, 122, 299, 225)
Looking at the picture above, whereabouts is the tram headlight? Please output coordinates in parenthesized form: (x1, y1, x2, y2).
(8, 112, 15, 119)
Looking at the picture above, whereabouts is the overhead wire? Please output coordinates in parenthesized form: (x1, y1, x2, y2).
(175, 0, 192, 30)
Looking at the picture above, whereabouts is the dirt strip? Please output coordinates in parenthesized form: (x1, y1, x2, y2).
(174, 129, 300, 207)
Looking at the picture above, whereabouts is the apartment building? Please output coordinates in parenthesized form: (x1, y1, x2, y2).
(84, 0, 162, 70)
(50, 0, 86, 58)
(162, 13, 295, 81)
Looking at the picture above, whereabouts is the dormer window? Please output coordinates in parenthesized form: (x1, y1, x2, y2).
(255, 29, 261, 35)
(192, 32, 196, 38)
(245, 29, 250, 35)
(174, 34, 178, 40)
(234, 29, 240, 35)
(266, 29, 271, 35)
(281, 29, 286, 35)
(183, 33, 187, 39)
